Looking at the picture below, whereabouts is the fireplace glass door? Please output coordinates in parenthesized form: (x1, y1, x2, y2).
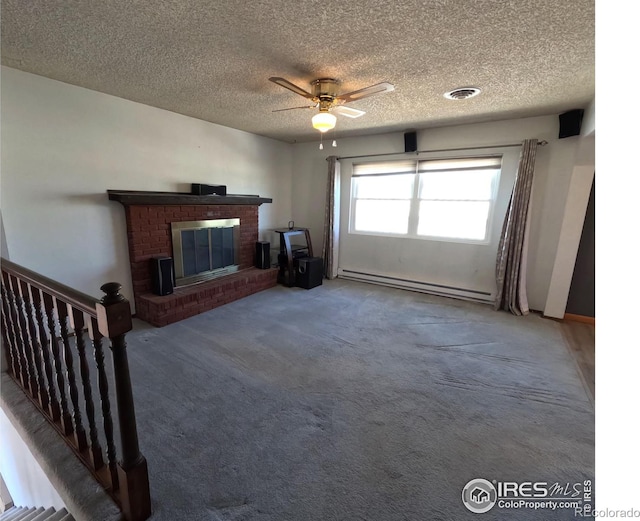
(171, 219, 240, 285)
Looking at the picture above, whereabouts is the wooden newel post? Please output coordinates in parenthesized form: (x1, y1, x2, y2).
(97, 283, 151, 521)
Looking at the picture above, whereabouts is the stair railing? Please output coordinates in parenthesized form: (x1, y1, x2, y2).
(0, 258, 151, 521)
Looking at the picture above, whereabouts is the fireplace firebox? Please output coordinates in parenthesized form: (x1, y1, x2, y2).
(171, 218, 240, 286)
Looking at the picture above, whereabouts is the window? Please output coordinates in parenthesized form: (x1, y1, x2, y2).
(350, 156, 502, 242)
(351, 161, 416, 234)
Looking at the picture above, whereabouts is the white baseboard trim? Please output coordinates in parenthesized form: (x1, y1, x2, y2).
(337, 268, 494, 304)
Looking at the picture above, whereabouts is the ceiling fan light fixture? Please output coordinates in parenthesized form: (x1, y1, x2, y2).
(312, 112, 337, 132)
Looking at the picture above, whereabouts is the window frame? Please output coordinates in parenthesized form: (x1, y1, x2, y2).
(348, 155, 503, 245)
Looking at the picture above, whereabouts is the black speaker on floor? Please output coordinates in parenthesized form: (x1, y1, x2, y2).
(404, 131, 417, 152)
(558, 109, 584, 138)
(150, 256, 175, 296)
(295, 257, 323, 289)
(255, 241, 270, 269)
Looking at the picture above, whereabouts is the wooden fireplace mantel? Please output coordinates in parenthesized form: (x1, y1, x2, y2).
(107, 190, 272, 206)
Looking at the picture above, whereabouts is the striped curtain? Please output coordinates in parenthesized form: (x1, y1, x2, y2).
(322, 156, 340, 279)
(494, 139, 538, 315)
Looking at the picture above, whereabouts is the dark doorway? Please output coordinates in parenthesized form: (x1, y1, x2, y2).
(566, 176, 595, 318)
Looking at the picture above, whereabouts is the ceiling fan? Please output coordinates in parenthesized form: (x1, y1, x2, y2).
(269, 76, 395, 132)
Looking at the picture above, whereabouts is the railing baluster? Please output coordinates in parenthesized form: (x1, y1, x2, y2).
(69, 306, 104, 470)
(56, 298, 88, 451)
(20, 280, 51, 413)
(2, 273, 29, 387)
(2, 259, 151, 521)
(30, 287, 62, 421)
(1, 280, 21, 378)
(43, 292, 74, 435)
(98, 283, 151, 521)
(1, 305, 14, 373)
(89, 316, 119, 490)
(9, 275, 39, 398)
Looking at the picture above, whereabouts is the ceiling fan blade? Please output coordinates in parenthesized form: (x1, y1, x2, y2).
(338, 82, 395, 103)
(333, 105, 366, 118)
(272, 105, 317, 113)
(269, 77, 315, 99)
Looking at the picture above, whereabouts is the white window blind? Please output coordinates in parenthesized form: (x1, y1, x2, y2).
(350, 156, 502, 242)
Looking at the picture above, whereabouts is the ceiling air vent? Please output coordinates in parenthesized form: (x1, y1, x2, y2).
(444, 87, 481, 100)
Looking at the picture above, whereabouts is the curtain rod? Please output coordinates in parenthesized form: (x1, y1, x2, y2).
(336, 140, 548, 161)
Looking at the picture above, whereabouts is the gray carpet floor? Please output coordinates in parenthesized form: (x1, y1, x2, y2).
(123, 279, 594, 521)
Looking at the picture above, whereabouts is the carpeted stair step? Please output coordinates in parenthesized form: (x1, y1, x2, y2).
(1, 506, 35, 521)
(0, 508, 73, 521)
(1, 507, 36, 521)
(29, 508, 56, 521)
(18, 508, 45, 521)
(1, 508, 22, 521)
(40, 509, 70, 521)
(0, 507, 19, 521)
(0, 506, 26, 521)
(0, 507, 18, 521)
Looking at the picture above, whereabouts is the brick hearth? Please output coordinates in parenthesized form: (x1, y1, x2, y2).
(135, 268, 277, 327)
(118, 199, 277, 326)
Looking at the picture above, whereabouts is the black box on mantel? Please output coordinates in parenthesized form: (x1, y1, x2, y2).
(191, 183, 227, 196)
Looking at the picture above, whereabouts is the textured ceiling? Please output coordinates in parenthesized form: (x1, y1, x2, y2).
(1, 0, 594, 143)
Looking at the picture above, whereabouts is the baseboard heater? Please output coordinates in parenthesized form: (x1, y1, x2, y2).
(337, 268, 493, 304)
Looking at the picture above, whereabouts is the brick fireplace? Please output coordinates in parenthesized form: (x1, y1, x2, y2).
(109, 190, 278, 326)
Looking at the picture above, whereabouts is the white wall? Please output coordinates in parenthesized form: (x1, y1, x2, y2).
(0, 66, 293, 304)
(0, 408, 66, 510)
(291, 115, 593, 312)
(542, 100, 595, 317)
(544, 131, 595, 318)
